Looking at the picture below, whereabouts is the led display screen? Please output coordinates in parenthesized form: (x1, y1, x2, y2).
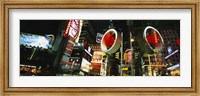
(20, 33, 51, 49)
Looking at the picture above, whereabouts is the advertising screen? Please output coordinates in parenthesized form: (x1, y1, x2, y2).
(20, 33, 51, 49)
(80, 58, 91, 73)
(64, 40, 74, 56)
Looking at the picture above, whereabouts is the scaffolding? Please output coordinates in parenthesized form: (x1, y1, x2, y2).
(143, 53, 166, 76)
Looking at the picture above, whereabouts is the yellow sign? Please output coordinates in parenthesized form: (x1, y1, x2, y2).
(122, 67, 128, 70)
(115, 52, 119, 59)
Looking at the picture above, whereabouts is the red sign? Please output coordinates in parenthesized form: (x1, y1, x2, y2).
(146, 31, 161, 47)
(64, 20, 80, 42)
(101, 29, 121, 54)
(103, 32, 115, 48)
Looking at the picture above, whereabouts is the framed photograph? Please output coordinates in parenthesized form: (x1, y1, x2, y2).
(1, 0, 199, 96)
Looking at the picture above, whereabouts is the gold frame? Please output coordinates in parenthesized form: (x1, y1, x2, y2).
(0, 0, 199, 96)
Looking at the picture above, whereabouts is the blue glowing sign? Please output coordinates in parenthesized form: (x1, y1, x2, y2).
(96, 33, 103, 43)
(20, 33, 51, 49)
(167, 46, 172, 55)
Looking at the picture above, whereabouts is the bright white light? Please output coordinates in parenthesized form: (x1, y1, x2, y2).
(165, 50, 179, 59)
(131, 38, 134, 42)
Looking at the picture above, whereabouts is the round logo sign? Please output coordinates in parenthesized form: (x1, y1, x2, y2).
(100, 29, 121, 54)
(143, 26, 164, 52)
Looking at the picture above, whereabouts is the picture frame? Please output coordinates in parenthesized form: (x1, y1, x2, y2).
(0, 0, 199, 96)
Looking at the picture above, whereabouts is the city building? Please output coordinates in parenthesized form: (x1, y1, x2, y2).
(20, 20, 180, 76)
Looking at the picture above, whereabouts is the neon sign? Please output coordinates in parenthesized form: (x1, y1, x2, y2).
(64, 20, 80, 42)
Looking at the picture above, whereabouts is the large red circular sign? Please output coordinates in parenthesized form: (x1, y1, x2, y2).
(101, 29, 121, 54)
(143, 26, 164, 52)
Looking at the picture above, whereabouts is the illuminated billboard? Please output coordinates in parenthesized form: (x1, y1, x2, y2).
(20, 33, 51, 49)
(80, 58, 91, 73)
(64, 20, 83, 43)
